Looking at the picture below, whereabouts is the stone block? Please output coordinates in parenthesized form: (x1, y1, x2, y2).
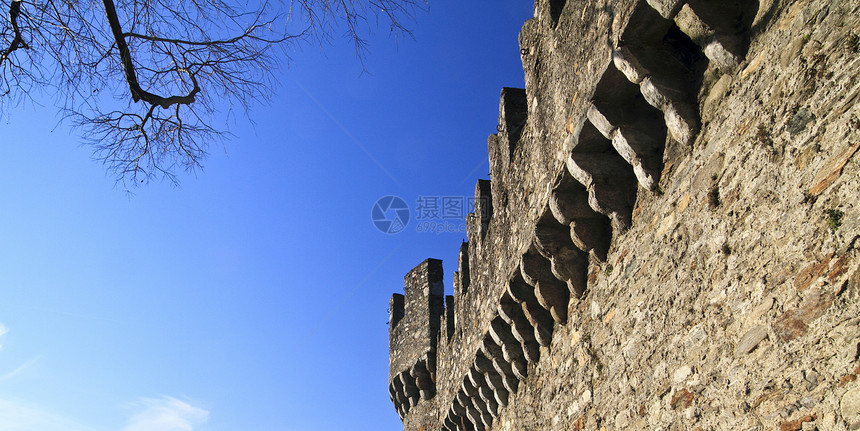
(735, 324, 768, 356)
(646, 0, 686, 19)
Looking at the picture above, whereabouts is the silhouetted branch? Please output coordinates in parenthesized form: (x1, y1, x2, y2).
(0, 0, 28, 65)
(0, 0, 426, 186)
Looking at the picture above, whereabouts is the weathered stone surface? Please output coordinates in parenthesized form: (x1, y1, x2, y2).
(390, 0, 860, 430)
(388, 259, 444, 386)
(474, 179, 493, 239)
(794, 253, 834, 290)
(703, 74, 732, 113)
(778, 414, 816, 431)
(735, 325, 768, 356)
(842, 387, 860, 421)
(673, 365, 693, 384)
(809, 142, 860, 195)
(774, 289, 834, 341)
(612, 47, 648, 84)
(640, 77, 700, 145)
(457, 241, 470, 293)
(646, 0, 685, 18)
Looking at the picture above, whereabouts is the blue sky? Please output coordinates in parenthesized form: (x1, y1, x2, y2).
(0, 1, 532, 430)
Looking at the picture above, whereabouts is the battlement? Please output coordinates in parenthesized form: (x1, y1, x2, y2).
(388, 259, 447, 418)
(389, 0, 860, 429)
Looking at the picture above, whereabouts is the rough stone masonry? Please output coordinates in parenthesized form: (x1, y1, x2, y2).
(388, 0, 860, 429)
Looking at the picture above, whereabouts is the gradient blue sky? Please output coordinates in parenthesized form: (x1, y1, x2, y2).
(0, 2, 531, 430)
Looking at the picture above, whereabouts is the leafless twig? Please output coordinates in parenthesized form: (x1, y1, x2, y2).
(0, 0, 426, 186)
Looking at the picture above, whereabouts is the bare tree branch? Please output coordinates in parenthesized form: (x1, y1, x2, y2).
(0, 0, 28, 65)
(0, 0, 427, 187)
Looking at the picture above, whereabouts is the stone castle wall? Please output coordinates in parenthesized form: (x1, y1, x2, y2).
(388, 0, 860, 429)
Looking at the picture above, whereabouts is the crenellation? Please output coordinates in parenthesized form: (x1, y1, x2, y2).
(457, 241, 470, 294)
(547, 0, 566, 27)
(473, 180, 493, 240)
(443, 295, 454, 341)
(498, 88, 527, 160)
(388, 258, 446, 419)
(389, 0, 860, 429)
(389, 293, 404, 329)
